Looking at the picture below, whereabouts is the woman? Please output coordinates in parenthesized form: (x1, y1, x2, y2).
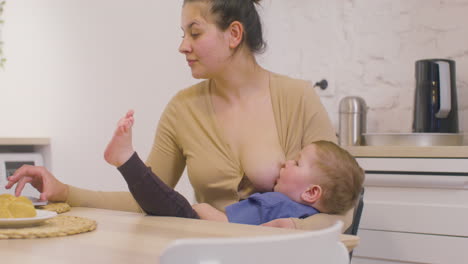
(6, 0, 351, 230)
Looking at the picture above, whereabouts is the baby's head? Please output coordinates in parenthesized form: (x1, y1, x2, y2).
(274, 141, 364, 214)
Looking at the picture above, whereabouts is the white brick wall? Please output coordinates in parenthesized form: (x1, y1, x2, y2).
(259, 0, 468, 134)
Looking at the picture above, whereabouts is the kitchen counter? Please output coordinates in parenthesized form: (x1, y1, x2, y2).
(344, 145, 468, 158)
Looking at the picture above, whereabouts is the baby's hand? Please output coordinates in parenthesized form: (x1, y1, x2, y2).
(104, 110, 136, 167)
(261, 218, 296, 229)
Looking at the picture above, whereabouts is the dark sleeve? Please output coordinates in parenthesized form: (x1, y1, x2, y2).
(117, 152, 199, 219)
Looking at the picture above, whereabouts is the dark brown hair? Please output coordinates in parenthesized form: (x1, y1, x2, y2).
(312, 141, 365, 214)
(183, 0, 266, 54)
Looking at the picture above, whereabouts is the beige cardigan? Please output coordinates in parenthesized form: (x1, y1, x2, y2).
(67, 73, 352, 231)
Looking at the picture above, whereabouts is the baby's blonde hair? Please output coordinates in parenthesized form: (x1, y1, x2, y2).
(312, 141, 364, 214)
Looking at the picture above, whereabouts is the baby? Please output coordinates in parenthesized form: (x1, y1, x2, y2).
(104, 110, 364, 226)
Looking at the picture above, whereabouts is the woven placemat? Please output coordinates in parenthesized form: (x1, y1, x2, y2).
(37, 203, 71, 214)
(0, 215, 97, 239)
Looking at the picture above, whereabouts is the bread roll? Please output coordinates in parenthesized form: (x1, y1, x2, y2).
(0, 194, 37, 218)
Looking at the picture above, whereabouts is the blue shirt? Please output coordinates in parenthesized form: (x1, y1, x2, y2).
(225, 192, 319, 225)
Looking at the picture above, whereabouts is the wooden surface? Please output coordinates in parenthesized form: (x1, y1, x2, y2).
(1, 207, 359, 263)
(345, 145, 468, 158)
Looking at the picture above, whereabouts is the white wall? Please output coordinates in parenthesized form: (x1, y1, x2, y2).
(0, 0, 196, 196)
(0, 0, 467, 201)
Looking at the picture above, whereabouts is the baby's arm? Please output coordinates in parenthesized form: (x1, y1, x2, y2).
(192, 203, 228, 222)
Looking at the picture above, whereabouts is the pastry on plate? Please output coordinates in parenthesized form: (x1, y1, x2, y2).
(0, 194, 37, 218)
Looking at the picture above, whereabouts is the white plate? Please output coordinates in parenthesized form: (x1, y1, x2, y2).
(0, 210, 57, 228)
(25, 196, 49, 206)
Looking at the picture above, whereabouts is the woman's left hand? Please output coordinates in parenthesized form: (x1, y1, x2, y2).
(261, 218, 296, 229)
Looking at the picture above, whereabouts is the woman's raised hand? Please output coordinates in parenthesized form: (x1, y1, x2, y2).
(5, 165, 69, 202)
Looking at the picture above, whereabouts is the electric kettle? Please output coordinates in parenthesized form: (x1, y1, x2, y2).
(412, 59, 459, 133)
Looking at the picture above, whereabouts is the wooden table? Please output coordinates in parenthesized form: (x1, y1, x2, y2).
(1, 207, 359, 263)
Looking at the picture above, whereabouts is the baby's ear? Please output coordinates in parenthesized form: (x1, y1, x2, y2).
(301, 185, 322, 204)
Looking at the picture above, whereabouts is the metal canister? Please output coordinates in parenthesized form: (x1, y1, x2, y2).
(338, 96, 367, 146)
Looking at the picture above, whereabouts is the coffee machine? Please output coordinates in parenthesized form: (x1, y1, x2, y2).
(413, 59, 459, 133)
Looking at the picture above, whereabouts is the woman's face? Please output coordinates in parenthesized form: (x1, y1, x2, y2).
(273, 145, 323, 203)
(179, 3, 232, 79)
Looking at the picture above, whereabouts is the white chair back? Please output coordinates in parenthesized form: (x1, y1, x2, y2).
(160, 221, 349, 264)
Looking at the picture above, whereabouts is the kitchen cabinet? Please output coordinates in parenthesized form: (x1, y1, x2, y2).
(0, 137, 50, 167)
(0, 137, 51, 197)
(345, 146, 468, 264)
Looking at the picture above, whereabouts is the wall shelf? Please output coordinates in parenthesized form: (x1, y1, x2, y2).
(0, 138, 50, 146)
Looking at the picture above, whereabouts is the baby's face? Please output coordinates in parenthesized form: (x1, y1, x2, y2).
(273, 145, 323, 203)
